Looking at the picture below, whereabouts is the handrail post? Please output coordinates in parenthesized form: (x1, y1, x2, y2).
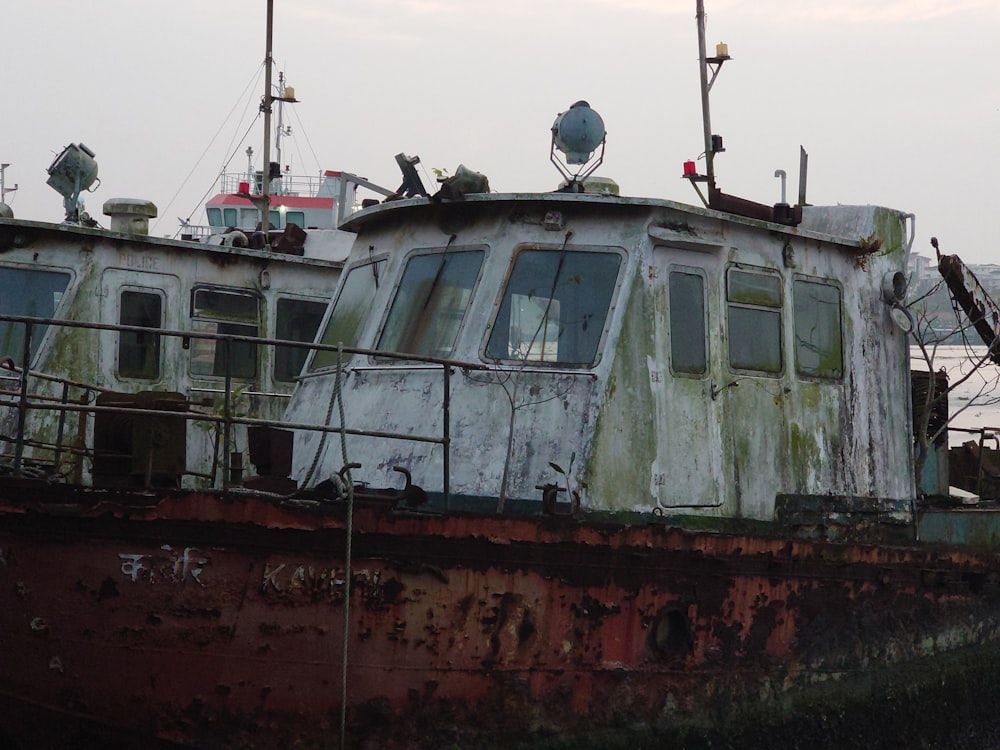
(13, 322, 32, 476)
(977, 428, 987, 498)
(53, 380, 70, 473)
(442, 364, 451, 510)
(222, 338, 233, 491)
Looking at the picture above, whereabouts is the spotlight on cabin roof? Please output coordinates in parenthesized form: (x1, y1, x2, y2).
(550, 101, 607, 193)
(552, 101, 606, 165)
(46, 143, 100, 223)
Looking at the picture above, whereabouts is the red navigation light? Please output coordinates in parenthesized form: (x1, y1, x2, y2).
(683, 161, 697, 177)
(238, 181, 250, 194)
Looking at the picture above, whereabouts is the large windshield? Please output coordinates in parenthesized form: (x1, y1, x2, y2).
(377, 250, 484, 359)
(0, 267, 72, 365)
(486, 248, 622, 366)
(311, 259, 386, 370)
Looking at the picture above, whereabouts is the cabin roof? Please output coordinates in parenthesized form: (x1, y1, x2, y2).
(340, 191, 899, 251)
(0, 217, 344, 269)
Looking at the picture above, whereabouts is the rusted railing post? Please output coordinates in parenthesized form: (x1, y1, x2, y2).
(53, 380, 70, 474)
(977, 428, 987, 498)
(13, 322, 32, 476)
(443, 364, 451, 510)
(222, 338, 233, 491)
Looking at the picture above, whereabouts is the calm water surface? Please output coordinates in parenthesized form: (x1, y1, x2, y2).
(911, 344, 1000, 444)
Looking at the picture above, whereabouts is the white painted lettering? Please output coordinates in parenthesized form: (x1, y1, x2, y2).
(262, 563, 286, 593)
(118, 253, 159, 271)
(119, 553, 147, 582)
(118, 546, 210, 585)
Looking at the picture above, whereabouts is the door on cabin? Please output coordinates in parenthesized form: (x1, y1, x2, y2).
(99, 268, 181, 390)
(651, 248, 724, 509)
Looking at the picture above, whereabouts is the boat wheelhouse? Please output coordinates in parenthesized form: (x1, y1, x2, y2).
(292, 189, 914, 521)
(0, 212, 339, 486)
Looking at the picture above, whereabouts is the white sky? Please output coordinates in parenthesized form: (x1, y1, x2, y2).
(3, 0, 998, 263)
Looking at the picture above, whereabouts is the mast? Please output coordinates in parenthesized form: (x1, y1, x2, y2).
(685, 0, 729, 206)
(275, 72, 287, 189)
(260, 0, 275, 240)
(696, 0, 715, 192)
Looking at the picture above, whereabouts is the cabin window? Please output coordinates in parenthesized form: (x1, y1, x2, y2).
(378, 249, 484, 358)
(189, 287, 260, 378)
(286, 211, 305, 227)
(669, 270, 707, 375)
(312, 258, 386, 370)
(0, 267, 71, 366)
(486, 248, 622, 366)
(269, 210, 280, 228)
(793, 279, 843, 378)
(240, 209, 259, 230)
(207, 207, 223, 227)
(726, 268, 782, 373)
(223, 208, 238, 227)
(274, 297, 327, 382)
(118, 290, 163, 380)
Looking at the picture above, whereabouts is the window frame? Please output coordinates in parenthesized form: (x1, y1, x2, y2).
(116, 286, 165, 381)
(273, 294, 328, 383)
(0, 263, 74, 367)
(373, 244, 488, 362)
(792, 275, 844, 380)
(309, 254, 390, 372)
(667, 266, 709, 378)
(482, 243, 626, 369)
(725, 265, 784, 377)
(188, 285, 262, 380)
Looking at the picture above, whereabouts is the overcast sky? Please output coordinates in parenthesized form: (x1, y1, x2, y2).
(3, 0, 998, 264)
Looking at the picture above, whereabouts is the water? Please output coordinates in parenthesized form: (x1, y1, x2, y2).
(911, 344, 1000, 445)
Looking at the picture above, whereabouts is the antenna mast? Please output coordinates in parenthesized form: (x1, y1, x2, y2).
(685, 0, 730, 206)
(696, 0, 715, 192)
(259, 0, 275, 241)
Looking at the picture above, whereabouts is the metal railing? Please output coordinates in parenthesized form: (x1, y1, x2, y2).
(0, 313, 485, 504)
(947, 426, 1000, 499)
(219, 171, 329, 198)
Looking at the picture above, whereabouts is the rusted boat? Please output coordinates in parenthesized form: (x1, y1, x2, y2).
(7, 3, 1000, 749)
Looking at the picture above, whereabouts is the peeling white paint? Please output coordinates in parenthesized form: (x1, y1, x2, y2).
(288, 194, 914, 520)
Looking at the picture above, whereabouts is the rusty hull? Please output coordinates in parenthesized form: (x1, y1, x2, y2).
(4, 488, 1000, 748)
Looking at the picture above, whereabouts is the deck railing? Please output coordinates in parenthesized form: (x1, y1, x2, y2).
(0, 314, 485, 506)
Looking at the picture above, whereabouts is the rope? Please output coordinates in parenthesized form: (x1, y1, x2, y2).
(157, 64, 266, 236)
(337, 344, 355, 749)
(299, 345, 343, 490)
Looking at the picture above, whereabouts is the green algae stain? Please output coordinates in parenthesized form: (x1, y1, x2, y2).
(588, 271, 656, 508)
(789, 421, 819, 477)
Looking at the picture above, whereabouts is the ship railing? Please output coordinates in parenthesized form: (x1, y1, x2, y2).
(218, 171, 328, 198)
(0, 314, 483, 505)
(177, 223, 216, 241)
(0, 353, 115, 484)
(947, 425, 1000, 499)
